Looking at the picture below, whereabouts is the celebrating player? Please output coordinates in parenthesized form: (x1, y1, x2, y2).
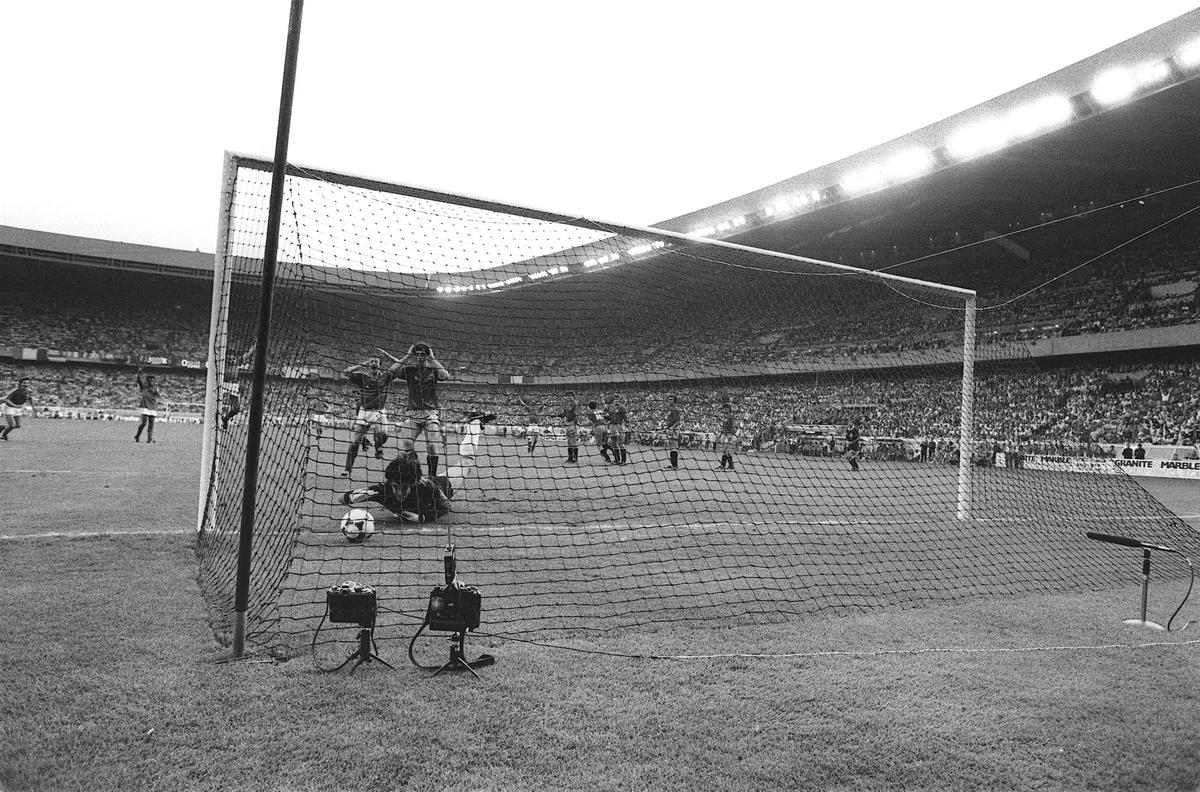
(1, 377, 34, 441)
(133, 368, 161, 443)
(661, 394, 683, 469)
(389, 341, 450, 478)
(716, 402, 740, 471)
(340, 351, 397, 477)
(516, 395, 541, 455)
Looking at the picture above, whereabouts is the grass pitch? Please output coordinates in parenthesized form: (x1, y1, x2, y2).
(3, 419, 1200, 791)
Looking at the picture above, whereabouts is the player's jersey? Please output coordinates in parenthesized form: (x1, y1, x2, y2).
(663, 407, 681, 429)
(4, 386, 30, 406)
(137, 378, 160, 410)
(590, 408, 607, 427)
(346, 370, 394, 411)
(719, 413, 737, 436)
(607, 404, 627, 427)
(560, 404, 579, 425)
(398, 364, 440, 410)
(846, 426, 862, 449)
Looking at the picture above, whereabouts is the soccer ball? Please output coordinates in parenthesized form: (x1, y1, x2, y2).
(339, 508, 376, 543)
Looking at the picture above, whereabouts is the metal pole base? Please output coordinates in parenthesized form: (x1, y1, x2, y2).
(1122, 618, 1167, 631)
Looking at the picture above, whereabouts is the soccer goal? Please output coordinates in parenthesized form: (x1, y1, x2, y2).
(196, 152, 1199, 658)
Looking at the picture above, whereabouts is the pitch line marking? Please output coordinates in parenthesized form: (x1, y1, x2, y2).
(4, 469, 144, 475)
(0, 529, 192, 541)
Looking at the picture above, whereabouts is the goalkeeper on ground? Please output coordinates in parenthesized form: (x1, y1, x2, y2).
(341, 450, 452, 522)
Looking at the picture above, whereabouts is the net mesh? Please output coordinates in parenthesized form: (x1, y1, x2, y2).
(196, 156, 1200, 658)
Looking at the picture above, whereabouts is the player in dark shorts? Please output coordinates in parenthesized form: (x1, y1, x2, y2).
(341, 352, 398, 477)
(845, 420, 863, 472)
(2, 377, 34, 440)
(341, 450, 453, 523)
(661, 394, 683, 469)
(606, 395, 628, 465)
(388, 342, 451, 478)
(134, 368, 161, 443)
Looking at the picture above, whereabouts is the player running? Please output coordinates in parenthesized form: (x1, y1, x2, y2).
(1, 377, 34, 441)
(341, 351, 398, 477)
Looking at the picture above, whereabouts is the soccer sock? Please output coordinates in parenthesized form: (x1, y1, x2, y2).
(620, 448, 627, 464)
(345, 444, 359, 471)
(427, 454, 439, 477)
(727, 456, 734, 470)
(669, 450, 678, 468)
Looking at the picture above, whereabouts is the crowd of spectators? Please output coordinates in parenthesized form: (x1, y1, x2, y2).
(5, 353, 1199, 456)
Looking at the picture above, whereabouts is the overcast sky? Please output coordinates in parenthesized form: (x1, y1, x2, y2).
(3, 1, 1197, 252)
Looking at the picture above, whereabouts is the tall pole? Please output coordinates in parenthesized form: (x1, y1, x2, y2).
(957, 293, 977, 521)
(233, 0, 304, 658)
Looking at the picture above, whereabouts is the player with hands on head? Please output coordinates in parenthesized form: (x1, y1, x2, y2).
(340, 349, 398, 477)
(134, 367, 161, 443)
(388, 341, 451, 478)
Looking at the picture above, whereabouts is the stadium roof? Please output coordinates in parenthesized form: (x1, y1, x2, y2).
(655, 8, 1200, 258)
(0, 224, 213, 278)
(4, 9, 1199, 285)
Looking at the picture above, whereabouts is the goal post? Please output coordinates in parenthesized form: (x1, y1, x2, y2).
(195, 153, 1198, 658)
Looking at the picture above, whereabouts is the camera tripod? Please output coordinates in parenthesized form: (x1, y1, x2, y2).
(432, 630, 485, 678)
(332, 626, 395, 674)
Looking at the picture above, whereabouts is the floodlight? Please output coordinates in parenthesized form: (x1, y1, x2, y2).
(885, 148, 934, 180)
(1135, 60, 1171, 89)
(1007, 96, 1072, 138)
(945, 118, 1009, 161)
(840, 166, 886, 196)
(1090, 67, 1136, 105)
(1177, 37, 1200, 68)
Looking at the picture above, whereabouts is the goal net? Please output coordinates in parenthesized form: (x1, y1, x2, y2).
(196, 153, 1199, 658)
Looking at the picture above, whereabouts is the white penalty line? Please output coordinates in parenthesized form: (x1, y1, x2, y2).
(0, 529, 193, 541)
(440, 513, 1200, 536)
